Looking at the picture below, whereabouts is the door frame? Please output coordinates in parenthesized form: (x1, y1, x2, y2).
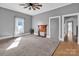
(49, 16, 61, 40)
(62, 13, 79, 44)
(14, 16, 25, 37)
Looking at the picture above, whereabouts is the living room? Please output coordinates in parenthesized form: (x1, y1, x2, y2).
(0, 2, 79, 56)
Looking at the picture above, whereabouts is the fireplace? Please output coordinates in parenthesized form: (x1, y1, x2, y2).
(38, 25, 47, 37)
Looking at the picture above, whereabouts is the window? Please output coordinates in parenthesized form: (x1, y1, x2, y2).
(15, 17, 24, 35)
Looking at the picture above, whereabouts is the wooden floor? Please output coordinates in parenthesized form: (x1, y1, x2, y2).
(53, 41, 79, 56)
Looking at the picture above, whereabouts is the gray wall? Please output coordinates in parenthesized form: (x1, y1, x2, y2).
(32, 3, 79, 37)
(0, 7, 32, 36)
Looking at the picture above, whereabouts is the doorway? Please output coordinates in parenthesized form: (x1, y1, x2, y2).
(62, 14, 78, 43)
(15, 17, 24, 36)
(67, 21, 73, 41)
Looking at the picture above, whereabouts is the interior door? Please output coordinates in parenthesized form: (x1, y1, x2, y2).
(50, 18, 59, 41)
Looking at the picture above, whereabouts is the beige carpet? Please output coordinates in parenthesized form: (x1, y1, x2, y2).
(0, 35, 59, 56)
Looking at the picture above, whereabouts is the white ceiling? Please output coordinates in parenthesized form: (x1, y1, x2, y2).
(0, 3, 71, 16)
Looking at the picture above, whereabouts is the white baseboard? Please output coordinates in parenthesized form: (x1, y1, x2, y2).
(0, 35, 13, 40)
(78, 42, 79, 44)
(46, 35, 50, 38)
(59, 38, 64, 41)
(21, 33, 30, 36)
(34, 33, 50, 38)
(14, 33, 30, 37)
(34, 33, 38, 35)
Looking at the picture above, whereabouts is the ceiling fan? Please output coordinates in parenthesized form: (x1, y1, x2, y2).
(19, 3, 42, 10)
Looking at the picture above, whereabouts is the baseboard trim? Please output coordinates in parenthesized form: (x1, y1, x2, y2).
(78, 41, 79, 44)
(46, 35, 50, 38)
(14, 33, 30, 37)
(0, 35, 13, 40)
(34, 33, 50, 38)
(34, 33, 38, 35)
(59, 38, 64, 41)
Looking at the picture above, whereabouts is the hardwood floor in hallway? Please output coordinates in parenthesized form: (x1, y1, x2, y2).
(53, 41, 79, 56)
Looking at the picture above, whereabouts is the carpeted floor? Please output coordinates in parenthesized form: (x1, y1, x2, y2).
(0, 35, 59, 56)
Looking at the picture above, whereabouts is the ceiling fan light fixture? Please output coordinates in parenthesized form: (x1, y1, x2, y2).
(19, 3, 42, 10)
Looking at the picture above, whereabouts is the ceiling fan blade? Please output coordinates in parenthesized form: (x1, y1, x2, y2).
(35, 7, 40, 9)
(29, 7, 31, 10)
(19, 4, 25, 6)
(19, 3, 42, 10)
(32, 6, 36, 10)
(33, 3, 39, 5)
(24, 6, 28, 8)
(33, 3, 42, 6)
(19, 3, 30, 7)
(36, 5, 42, 7)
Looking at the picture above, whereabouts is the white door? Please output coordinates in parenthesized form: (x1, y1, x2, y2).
(15, 17, 24, 36)
(50, 18, 59, 41)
